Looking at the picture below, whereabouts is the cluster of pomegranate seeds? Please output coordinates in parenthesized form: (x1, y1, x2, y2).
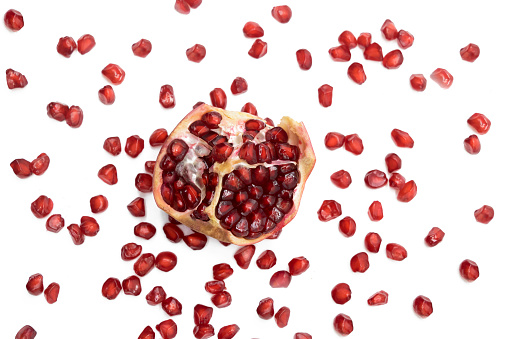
(6, 68, 28, 89)
(102, 64, 126, 85)
(132, 39, 152, 57)
(46, 102, 83, 127)
(4, 9, 24, 31)
(11, 153, 50, 178)
(98, 85, 115, 105)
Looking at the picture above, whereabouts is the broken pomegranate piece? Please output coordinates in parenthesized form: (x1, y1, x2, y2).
(271, 5, 292, 23)
(4, 9, 24, 31)
(474, 205, 494, 224)
(467, 113, 491, 134)
(367, 290, 388, 306)
(333, 313, 353, 335)
(430, 68, 453, 88)
(460, 43, 480, 62)
(6, 68, 28, 89)
(413, 295, 433, 317)
(56, 36, 77, 58)
(459, 259, 479, 282)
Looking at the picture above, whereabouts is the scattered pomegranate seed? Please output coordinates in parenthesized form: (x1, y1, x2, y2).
(31, 195, 53, 218)
(44, 282, 60, 304)
(67, 224, 85, 245)
(174, 0, 190, 14)
(148, 129, 167, 147)
(135, 173, 153, 193)
(121, 242, 142, 261)
(65, 105, 83, 128)
(155, 251, 177, 272)
(163, 223, 184, 243)
(391, 129, 414, 148)
(460, 43, 480, 62)
(127, 197, 145, 217)
(46, 214, 65, 233)
(397, 30, 414, 49)
(134, 253, 155, 276)
(425, 227, 445, 247)
(132, 38, 152, 57)
(6, 68, 28, 89)
(331, 170, 352, 189)
(184, 232, 208, 250)
(365, 170, 388, 189)
(231, 77, 248, 95)
(272, 5, 292, 23)
(211, 291, 232, 308)
(357, 32, 372, 49)
(102, 64, 125, 85)
(430, 68, 453, 88)
(383, 50, 404, 69)
(386, 243, 407, 261)
(10, 159, 32, 178)
(139, 326, 155, 339)
(365, 232, 382, 253)
(288, 256, 309, 276)
(186, 0, 202, 9)
(248, 39, 268, 58)
(338, 31, 357, 49)
(30, 153, 50, 175)
(318, 84, 333, 107)
(123, 275, 142, 296)
(333, 313, 354, 335)
(368, 201, 383, 221)
(331, 283, 352, 304)
(296, 49, 312, 70)
(16, 325, 37, 339)
(162, 297, 183, 316)
(381, 19, 398, 40)
(344, 134, 364, 155)
(243, 21, 264, 38)
(339, 216, 356, 237)
(397, 180, 417, 202)
(213, 263, 234, 280)
(389, 173, 406, 190)
(4, 9, 24, 31)
(156, 319, 178, 339)
(459, 259, 479, 282)
(385, 153, 402, 173)
(134, 222, 156, 240)
(324, 132, 345, 150)
(145, 161, 156, 173)
(474, 205, 494, 224)
(146, 286, 167, 305)
(210, 88, 227, 109)
(317, 199, 342, 221)
(194, 304, 213, 324)
(467, 113, 491, 134)
(234, 245, 256, 269)
(26, 273, 44, 296)
(205, 280, 225, 294)
(193, 324, 215, 339)
(102, 277, 122, 300)
(125, 135, 144, 158)
(47, 102, 69, 121)
(77, 34, 96, 54)
(413, 295, 433, 318)
(98, 85, 115, 105)
(56, 36, 77, 58)
(275, 306, 290, 328)
(241, 102, 257, 115)
(367, 290, 389, 306)
(350, 252, 369, 273)
(329, 45, 351, 61)
(103, 137, 122, 156)
(294, 333, 312, 339)
(410, 74, 427, 91)
(158, 84, 176, 108)
(348, 62, 367, 85)
(364, 43, 383, 61)
(464, 135, 481, 154)
(257, 297, 275, 319)
(80, 216, 100, 236)
(265, 117, 274, 126)
(186, 44, 206, 62)
(270, 270, 292, 288)
(256, 250, 277, 269)
(217, 324, 239, 339)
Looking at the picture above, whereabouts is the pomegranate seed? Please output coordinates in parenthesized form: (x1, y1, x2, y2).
(464, 135, 481, 154)
(184, 232, 208, 250)
(149, 129, 168, 147)
(391, 129, 414, 148)
(139, 326, 155, 339)
(474, 205, 494, 224)
(132, 38, 152, 57)
(134, 222, 156, 240)
(47, 102, 69, 121)
(397, 180, 417, 202)
(331, 283, 351, 305)
(77, 34, 96, 54)
(155, 251, 177, 272)
(89, 195, 108, 214)
(205, 280, 225, 294)
(44, 282, 60, 304)
(333, 313, 353, 335)
(175, 0, 190, 14)
(357, 32, 371, 49)
(256, 250, 277, 269)
(26, 273, 44, 296)
(318, 84, 333, 107)
(410, 74, 427, 91)
(193, 324, 215, 339)
(65, 105, 83, 128)
(383, 50, 404, 69)
(162, 297, 183, 316)
(67, 224, 85, 245)
(102, 278, 122, 300)
(397, 30, 414, 49)
(265, 117, 275, 126)
(163, 223, 184, 243)
(248, 39, 268, 58)
(296, 49, 312, 70)
(213, 263, 234, 280)
(46, 214, 65, 233)
(367, 290, 389, 306)
(15, 325, 36, 339)
(460, 43, 480, 62)
(243, 21, 264, 38)
(6, 68, 28, 89)
(350, 252, 369, 273)
(121, 242, 142, 260)
(4, 9, 24, 31)
(386, 243, 407, 261)
(338, 31, 357, 49)
(467, 113, 490, 134)
(330, 170, 352, 189)
(368, 201, 383, 221)
(430, 68, 453, 88)
(385, 153, 402, 173)
(288, 256, 309, 276)
(381, 19, 397, 40)
(10, 159, 32, 178)
(30, 153, 50, 176)
(257, 297, 274, 319)
(231, 77, 248, 95)
(80, 216, 100, 236)
(125, 135, 144, 158)
(389, 173, 406, 190)
(127, 197, 145, 217)
(103, 137, 121, 156)
(98, 164, 118, 185)
(56, 36, 76, 58)
(157, 84, 176, 108)
(135, 173, 153, 193)
(317, 200, 342, 222)
(98, 85, 115, 105)
(241, 102, 258, 115)
(210, 88, 227, 109)
(194, 304, 213, 324)
(234, 245, 256, 269)
(339, 216, 356, 237)
(102, 64, 125, 85)
(146, 286, 166, 305)
(134, 253, 155, 276)
(31, 195, 53, 218)
(186, 44, 206, 62)
(217, 325, 239, 339)
(425, 227, 445, 247)
(459, 259, 479, 282)
(271, 5, 292, 23)
(185, 0, 202, 8)
(364, 170, 388, 189)
(364, 43, 383, 61)
(294, 333, 312, 339)
(329, 45, 351, 61)
(324, 132, 345, 150)
(145, 161, 155, 173)
(344, 134, 364, 155)
(211, 291, 232, 308)
(413, 295, 433, 317)
(270, 270, 292, 288)
(275, 306, 290, 328)
(365, 232, 382, 253)
(156, 319, 178, 339)
(348, 62, 367, 85)
(123, 276, 142, 296)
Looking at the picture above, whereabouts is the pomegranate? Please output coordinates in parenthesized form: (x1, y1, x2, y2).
(234, 245, 256, 269)
(430, 68, 453, 88)
(364, 232, 382, 253)
(11, 159, 32, 178)
(318, 84, 333, 107)
(256, 250, 277, 269)
(410, 74, 427, 91)
(156, 319, 177, 339)
(186, 44, 206, 63)
(425, 227, 445, 247)
(98, 85, 115, 105)
(211, 291, 232, 308)
(324, 132, 345, 150)
(288, 256, 309, 275)
(364, 43, 383, 61)
(146, 286, 166, 305)
(205, 280, 225, 294)
(339, 217, 356, 237)
(102, 64, 125, 85)
(194, 304, 213, 324)
(153, 104, 315, 245)
(397, 30, 414, 49)
(193, 324, 214, 339)
(248, 39, 268, 58)
(67, 224, 85, 245)
(474, 205, 494, 224)
(381, 19, 398, 40)
(331, 170, 351, 189)
(139, 326, 155, 339)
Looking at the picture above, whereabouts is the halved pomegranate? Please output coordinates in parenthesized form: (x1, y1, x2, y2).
(153, 104, 315, 245)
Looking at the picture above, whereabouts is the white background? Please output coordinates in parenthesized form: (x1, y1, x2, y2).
(1, 0, 508, 338)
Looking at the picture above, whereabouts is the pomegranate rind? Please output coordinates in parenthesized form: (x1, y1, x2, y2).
(153, 104, 316, 245)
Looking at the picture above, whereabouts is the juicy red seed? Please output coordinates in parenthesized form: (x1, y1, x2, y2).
(146, 286, 166, 306)
(430, 68, 453, 89)
(257, 297, 275, 319)
(391, 129, 414, 148)
(272, 5, 292, 23)
(350, 252, 369, 273)
(295, 333, 312, 339)
(6, 68, 28, 89)
(231, 77, 248, 95)
(275, 306, 290, 328)
(425, 227, 445, 247)
(80, 216, 100, 236)
(155, 251, 178, 272)
(331, 283, 351, 304)
(159, 85, 176, 108)
(10, 159, 32, 178)
(364, 170, 388, 189)
(163, 223, 184, 243)
(386, 243, 407, 261)
(134, 253, 155, 276)
(16, 326, 36, 339)
(367, 291, 389, 306)
(139, 326, 155, 339)
(98, 164, 118, 185)
(385, 153, 401, 173)
(344, 134, 364, 155)
(77, 34, 96, 54)
(162, 297, 183, 316)
(44, 282, 60, 304)
(460, 259, 479, 282)
(217, 324, 240, 339)
(102, 63, 125, 85)
(175, 0, 190, 14)
(245, 120, 265, 132)
(460, 43, 480, 62)
(265, 117, 274, 126)
(89, 195, 108, 213)
(266, 127, 289, 144)
(135, 173, 153, 193)
(65, 105, 84, 128)
(132, 38, 152, 57)
(397, 30, 414, 49)
(397, 180, 417, 202)
(329, 45, 351, 61)
(168, 138, 189, 162)
(47, 102, 69, 121)
(474, 205, 494, 224)
(103, 137, 121, 156)
(317, 200, 342, 222)
(210, 88, 227, 109)
(187, 0, 203, 9)
(331, 170, 352, 189)
(134, 222, 156, 240)
(31, 195, 53, 218)
(467, 113, 491, 134)
(125, 135, 144, 158)
(365, 232, 382, 253)
(193, 324, 215, 339)
(56, 36, 76, 57)
(368, 201, 383, 221)
(145, 161, 155, 173)
(212, 143, 234, 163)
(357, 32, 371, 49)
(186, 44, 206, 62)
(46, 214, 65, 233)
(288, 257, 309, 276)
(464, 134, 481, 154)
(205, 280, 225, 294)
(234, 245, 256, 269)
(256, 250, 277, 269)
(213, 263, 234, 280)
(156, 319, 178, 339)
(211, 291, 232, 308)
(347, 62, 367, 85)
(389, 173, 406, 190)
(333, 314, 354, 335)
(243, 21, 264, 38)
(248, 39, 268, 58)
(4, 9, 24, 31)
(30, 153, 50, 175)
(194, 304, 213, 325)
(383, 50, 404, 69)
(67, 224, 84, 245)
(241, 102, 258, 115)
(339, 217, 356, 237)
(325, 132, 345, 150)
(413, 296, 433, 317)
(121, 242, 142, 260)
(338, 30, 357, 49)
(26, 273, 44, 296)
(364, 43, 383, 61)
(318, 84, 333, 107)
(381, 19, 398, 40)
(127, 197, 145, 217)
(98, 85, 115, 105)
(296, 49, 312, 70)
(270, 270, 292, 288)
(410, 74, 427, 91)
(184, 232, 208, 250)
(102, 278, 122, 300)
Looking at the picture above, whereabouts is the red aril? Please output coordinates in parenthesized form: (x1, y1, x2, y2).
(210, 88, 227, 109)
(135, 173, 153, 193)
(348, 62, 366, 85)
(134, 222, 156, 239)
(184, 232, 208, 250)
(339, 31, 357, 49)
(205, 280, 225, 294)
(217, 325, 240, 339)
(121, 242, 142, 260)
(156, 319, 178, 339)
(357, 32, 371, 49)
(102, 278, 122, 300)
(146, 286, 167, 305)
(467, 113, 490, 134)
(324, 132, 345, 150)
(159, 85, 176, 108)
(295, 333, 312, 339)
(56, 36, 76, 57)
(162, 297, 183, 316)
(329, 45, 351, 61)
(98, 164, 118, 185)
(15, 325, 36, 339)
(193, 324, 214, 339)
(213, 263, 234, 280)
(248, 39, 268, 58)
(77, 34, 95, 54)
(397, 180, 417, 202)
(134, 253, 155, 276)
(386, 243, 407, 261)
(243, 21, 264, 38)
(368, 201, 383, 221)
(331, 170, 352, 189)
(271, 5, 292, 23)
(317, 200, 342, 221)
(102, 64, 125, 85)
(155, 252, 177, 272)
(65, 105, 83, 128)
(47, 102, 69, 122)
(44, 282, 60, 304)
(350, 252, 369, 273)
(31, 195, 53, 218)
(257, 297, 274, 319)
(231, 77, 248, 95)
(410, 74, 427, 91)
(145, 161, 156, 173)
(103, 137, 121, 156)
(413, 295, 433, 317)
(175, 0, 190, 14)
(6, 68, 28, 89)
(194, 304, 213, 324)
(391, 129, 414, 148)
(364, 43, 383, 61)
(464, 135, 481, 154)
(46, 214, 65, 233)
(125, 135, 144, 157)
(385, 153, 401, 172)
(4, 9, 24, 31)
(163, 223, 184, 243)
(288, 256, 309, 276)
(425, 227, 445, 247)
(132, 39, 152, 57)
(381, 19, 397, 40)
(275, 306, 290, 328)
(30, 153, 50, 175)
(270, 270, 292, 288)
(80, 216, 100, 236)
(234, 245, 256, 269)
(344, 134, 363, 155)
(365, 232, 382, 253)
(430, 68, 453, 88)
(364, 170, 388, 188)
(186, 44, 206, 62)
(67, 224, 85, 245)
(367, 290, 388, 306)
(474, 205, 494, 224)
(127, 197, 145, 217)
(318, 84, 333, 107)
(339, 216, 356, 237)
(460, 43, 480, 62)
(389, 173, 406, 190)
(331, 283, 351, 304)
(383, 50, 404, 69)
(256, 250, 277, 269)
(26, 273, 44, 296)
(397, 30, 414, 49)
(333, 314, 353, 335)
(139, 326, 155, 339)
(459, 259, 479, 282)
(296, 49, 312, 70)
(98, 85, 115, 105)
(211, 291, 232, 308)
(241, 102, 257, 115)
(11, 159, 32, 178)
